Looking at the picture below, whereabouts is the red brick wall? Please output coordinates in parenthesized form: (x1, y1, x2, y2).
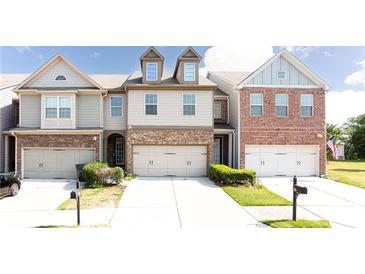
(240, 87, 326, 175)
(16, 134, 100, 177)
(214, 99, 228, 124)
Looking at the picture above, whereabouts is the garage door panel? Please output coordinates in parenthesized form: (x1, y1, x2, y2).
(277, 153, 297, 176)
(134, 168, 149, 177)
(149, 153, 167, 169)
(24, 148, 94, 179)
(245, 145, 318, 177)
(133, 145, 207, 177)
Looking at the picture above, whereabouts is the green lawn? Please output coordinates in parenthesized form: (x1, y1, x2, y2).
(57, 184, 124, 210)
(326, 160, 365, 189)
(222, 184, 291, 206)
(262, 219, 331, 228)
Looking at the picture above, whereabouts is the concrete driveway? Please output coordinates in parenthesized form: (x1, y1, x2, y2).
(259, 177, 365, 228)
(0, 180, 75, 228)
(111, 177, 259, 228)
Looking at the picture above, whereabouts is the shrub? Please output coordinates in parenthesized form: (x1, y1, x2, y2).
(82, 161, 108, 187)
(112, 167, 124, 183)
(208, 164, 256, 185)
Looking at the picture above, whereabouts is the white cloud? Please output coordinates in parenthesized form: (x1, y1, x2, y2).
(199, 46, 274, 76)
(326, 90, 365, 125)
(285, 46, 315, 58)
(344, 59, 365, 87)
(89, 51, 100, 59)
(323, 50, 333, 57)
(14, 46, 44, 61)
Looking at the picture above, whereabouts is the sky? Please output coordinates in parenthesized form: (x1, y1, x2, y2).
(1, 46, 364, 126)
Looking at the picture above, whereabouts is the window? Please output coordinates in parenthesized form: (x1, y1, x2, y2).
(146, 63, 157, 81)
(277, 71, 286, 80)
(183, 94, 195, 115)
(213, 101, 222, 119)
(301, 94, 313, 117)
(275, 94, 288, 117)
(111, 96, 123, 117)
(145, 94, 158, 115)
(55, 75, 66, 81)
(45, 96, 72, 119)
(45, 97, 58, 118)
(183, 63, 195, 81)
(250, 94, 263, 116)
(59, 97, 71, 118)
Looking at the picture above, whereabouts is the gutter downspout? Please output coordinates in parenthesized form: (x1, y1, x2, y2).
(236, 87, 240, 169)
(101, 92, 108, 162)
(11, 131, 17, 176)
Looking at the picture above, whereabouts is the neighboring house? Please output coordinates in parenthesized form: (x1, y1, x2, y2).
(1, 47, 222, 179)
(0, 74, 25, 173)
(208, 49, 329, 177)
(1, 47, 329, 179)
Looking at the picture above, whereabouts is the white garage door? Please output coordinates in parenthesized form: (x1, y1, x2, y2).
(24, 148, 95, 179)
(245, 145, 319, 177)
(133, 145, 207, 177)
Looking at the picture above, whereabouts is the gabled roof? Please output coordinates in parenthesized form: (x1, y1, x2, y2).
(140, 46, 164, 60)
(238, 48, 329, 89)
(173, 47, 202, 77)
(14, 53, 105, 91)
(208, 71, 251, 86)
(124, 71, 216, 88)
(177, 47, 202, 60)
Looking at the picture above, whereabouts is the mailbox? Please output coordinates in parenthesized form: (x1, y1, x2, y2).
(70, 190, 79, 199)
(294, 185, 307, 195)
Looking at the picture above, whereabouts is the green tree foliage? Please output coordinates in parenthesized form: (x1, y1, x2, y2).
(343, 114, 365, 159)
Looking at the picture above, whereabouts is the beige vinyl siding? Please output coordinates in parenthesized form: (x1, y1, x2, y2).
(26, 59, 95, 88)
(249, 56, 317, 86)
(20, 95, 41, 127)
(103, 94, 126, 130)
(0, 85, 17, 172)
(76, 95, 101, 128)
(128, 90, 213, 127)
(207, 73, 239, 168)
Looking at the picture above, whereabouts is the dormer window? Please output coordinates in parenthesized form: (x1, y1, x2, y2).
(55, 75, 66, 81)
(146, 63, 158, 81)
(183, 63, 195, 81)
(277, 71, 286, 80)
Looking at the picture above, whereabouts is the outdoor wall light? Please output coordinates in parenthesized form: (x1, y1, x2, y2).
(317, 133, 323, 138)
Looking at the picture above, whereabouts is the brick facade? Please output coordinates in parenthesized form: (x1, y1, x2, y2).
(214, 98, 228, 124)
(240, 87, 326, 175)
(16, 134, 100, 177)
(126, 128, 214, 172)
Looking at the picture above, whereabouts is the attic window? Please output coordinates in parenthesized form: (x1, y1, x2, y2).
(277, 71, 286, 80)
(55, 75, 66, 81)
(184, 63, 195, 81)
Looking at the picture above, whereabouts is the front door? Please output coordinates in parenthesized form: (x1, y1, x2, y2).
(214, 137, 222, 164)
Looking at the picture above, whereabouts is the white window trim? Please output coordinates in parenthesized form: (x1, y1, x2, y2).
(110, 96, 123, 118)
(300, 94, 314, 117)
(146, 62, 158, 81)
(182, 93, 196, 116)
(44, 96, 72, 119)
(275, 94, 289, 117)
(115, 137, 125, 165)
(277, 71, 287, 80)
(250, 93, 263, 117)
(41, 94, 75, 129)
(213, 101, 222, 119)
(144, 93, 158, 115)
(183, 63, 196, 82)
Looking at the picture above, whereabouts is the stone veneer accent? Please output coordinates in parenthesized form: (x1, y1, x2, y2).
(240, 87, 326, 175)
(214, 98, 228, 124)
(16, 134, 100, 177)
(126, 128, 214, 173)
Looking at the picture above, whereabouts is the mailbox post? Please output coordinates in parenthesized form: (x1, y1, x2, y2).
(292, 176, 308, 221)
(70, 180, 81, 226)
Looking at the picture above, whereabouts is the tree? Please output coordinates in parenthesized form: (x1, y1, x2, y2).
(343, 114, 365, 159)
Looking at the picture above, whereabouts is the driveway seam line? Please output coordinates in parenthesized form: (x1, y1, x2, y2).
(170, 177, 182, 228)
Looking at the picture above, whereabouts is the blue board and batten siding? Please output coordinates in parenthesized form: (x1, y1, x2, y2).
(247, 56, 316, 86)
